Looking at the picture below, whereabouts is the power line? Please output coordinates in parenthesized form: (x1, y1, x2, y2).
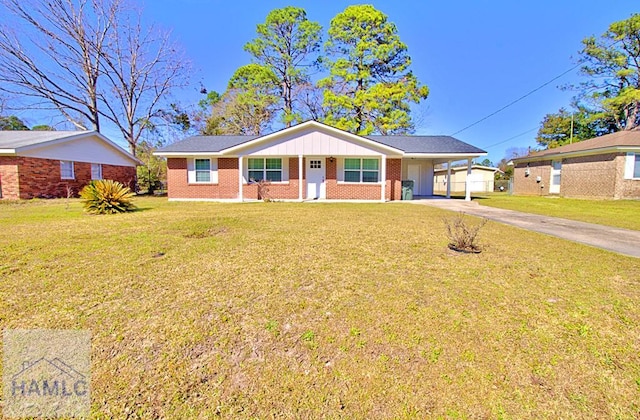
(450, 63, 582, 136)
(483, 127, 538, 149)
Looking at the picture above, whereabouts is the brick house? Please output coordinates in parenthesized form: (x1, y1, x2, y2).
(511, 130, 640, 199)
(155, 121, 486, 201)
(0, 131, 140, 200)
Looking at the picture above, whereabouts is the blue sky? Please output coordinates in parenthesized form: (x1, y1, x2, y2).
(14, 1, 638, 163)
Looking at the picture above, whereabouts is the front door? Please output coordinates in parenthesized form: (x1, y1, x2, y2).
(550, 160, 561, 194)
(306, 157, 326, 199)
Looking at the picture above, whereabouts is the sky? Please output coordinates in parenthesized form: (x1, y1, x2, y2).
(8, 0, 639, 164)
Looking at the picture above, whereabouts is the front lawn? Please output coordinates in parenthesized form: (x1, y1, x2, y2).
(0, 197, 638, 418)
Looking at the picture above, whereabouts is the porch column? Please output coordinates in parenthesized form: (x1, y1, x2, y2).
(298, 154, 303, 201)
(238, 155, 243, 202)
(465, 158, 472, 201)
(446, 160, 452, 199)
(380, 155, 387, 202)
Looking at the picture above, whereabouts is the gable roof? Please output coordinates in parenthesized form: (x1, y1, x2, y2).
(514, 129, 640, 162)
(0, 130, 141, 164)
(156, 121, 486, 157)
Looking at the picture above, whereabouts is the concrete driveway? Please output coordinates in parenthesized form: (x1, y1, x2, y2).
(413, 198, 640, 258)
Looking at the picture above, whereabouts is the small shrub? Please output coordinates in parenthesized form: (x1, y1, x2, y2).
(443, 212, 487, 253)
(80, 180, 136, 214)
(256, 180, 272, 202)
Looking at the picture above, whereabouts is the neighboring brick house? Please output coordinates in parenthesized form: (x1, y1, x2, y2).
(155, 120, 486, 201)
(511, 130, 640, 199)
(0, 131, 140, 200)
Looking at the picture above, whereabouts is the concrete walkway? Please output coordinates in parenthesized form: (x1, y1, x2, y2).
(413, 198, 640, 258)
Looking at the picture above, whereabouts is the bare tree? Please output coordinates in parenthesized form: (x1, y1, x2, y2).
(97, 7, 189, 155)
(0, 0, 189, 155)
(0, 0, 114, 130)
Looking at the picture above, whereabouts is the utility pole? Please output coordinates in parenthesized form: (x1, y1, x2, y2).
(570, 113, 574, 144)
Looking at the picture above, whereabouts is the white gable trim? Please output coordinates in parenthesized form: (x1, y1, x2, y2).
(221, 121, 404, 156)
(4, 131, 141, 165)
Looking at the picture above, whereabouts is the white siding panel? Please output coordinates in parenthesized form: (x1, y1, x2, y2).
(20, 135, 135, 166)
(243, 129, 384, 156)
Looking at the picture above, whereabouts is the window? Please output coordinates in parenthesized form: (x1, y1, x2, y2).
(91, 164, 102, 180)
(624, 153, 640, 179)
(344, 158, 379, 183)
(195, 159, 211, 182)
(248, 158, 282, 182)
(60, 161, 74, 179)
(310, 160, 321, 169)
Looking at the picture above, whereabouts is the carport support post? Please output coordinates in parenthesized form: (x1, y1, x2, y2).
(465, 158, 472, 201)
(446, 160, 452, 198)
(298, 154, 303, 201)
(238, 156, 243, 202)
(380, 155, 386, 201)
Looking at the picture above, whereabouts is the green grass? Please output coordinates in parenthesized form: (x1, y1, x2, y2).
(443, 192, 640, 231)
(1, 197, 639, 418)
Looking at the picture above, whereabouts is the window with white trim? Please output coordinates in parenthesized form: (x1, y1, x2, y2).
(195, 159, 211, 182)
(91, 163, 102, 180)
(60, 161, 74, 179)
(624, 153, 640, 179)
(344, 158, 379, 183)
(248, 158, 282, 182)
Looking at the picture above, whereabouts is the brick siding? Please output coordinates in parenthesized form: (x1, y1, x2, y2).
(0, 156, 20, 199)
(0, 156, 136, 200)
(561, 153, 617, 198)
(168, 156, 403, 201)
(614, 154, 640, 199)
(167, 157, 240, 199)
(513, 160, 551, 196)
(514, 152, 640, 199)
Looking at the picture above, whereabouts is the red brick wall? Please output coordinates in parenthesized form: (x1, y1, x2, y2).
(168, 156, 402, 201)
(167, 157, 239, 199)
(386, 158, 402, 201)
(327, 158, 402, 201)
(0, 156, 136, 199)
(0, 156, 20, 199)
(243, 157, 301, 200)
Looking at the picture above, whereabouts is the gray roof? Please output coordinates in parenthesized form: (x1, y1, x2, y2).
(158, 135, 258, 153)
(0, 130, 90, 149)
(365, 135, 486, 154)
(159, 133, 485, 155)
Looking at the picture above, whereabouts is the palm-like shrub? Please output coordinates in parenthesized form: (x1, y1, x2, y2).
(80, 180, 136, 214)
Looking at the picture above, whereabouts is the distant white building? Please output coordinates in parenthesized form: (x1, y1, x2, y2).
(434, 165, 502, 193)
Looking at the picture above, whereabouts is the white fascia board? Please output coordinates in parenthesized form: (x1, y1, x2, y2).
(222, 121, 404, 156)
(0, 149, 16, 155)
(514, 146, 640, 163)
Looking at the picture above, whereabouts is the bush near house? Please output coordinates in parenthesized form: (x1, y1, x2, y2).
(79, 179, 136, 214)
